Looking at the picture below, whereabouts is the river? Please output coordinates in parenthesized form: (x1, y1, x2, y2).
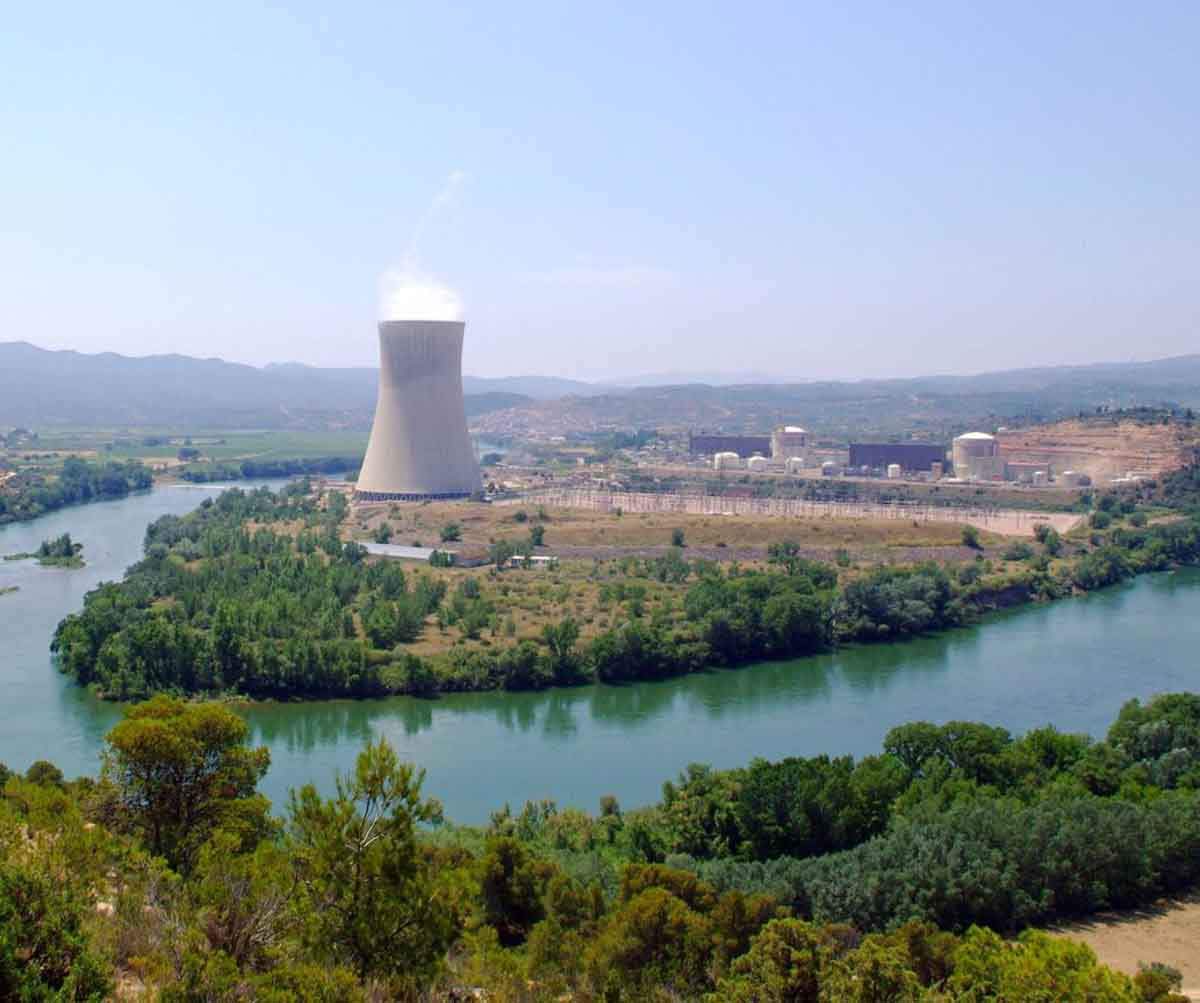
(1, 483, 1198, 824)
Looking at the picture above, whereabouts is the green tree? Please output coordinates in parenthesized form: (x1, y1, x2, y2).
(439, 522, 462, 542)
(672, 527, 686, 547)
(707, 918, 825, 1002)
(25, 760, 65, 787)
(529, 524, 546, 547)
(489, 538, 517, 568)
(287, 737, 464, 986)
(102, 696, 272, 872)
(0, 863, 112, 1001)
(961, 525, 982, 550)
(480, 837, 548, 946)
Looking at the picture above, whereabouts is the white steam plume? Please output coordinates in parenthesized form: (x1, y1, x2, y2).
(379, 171, 467, 322)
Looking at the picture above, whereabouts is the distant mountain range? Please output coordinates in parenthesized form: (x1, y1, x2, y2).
(0, 343, 578, 428)
(1, 340, 1198, 431)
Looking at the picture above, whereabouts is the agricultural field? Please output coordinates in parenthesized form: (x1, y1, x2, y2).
(9, 427, 369, 468)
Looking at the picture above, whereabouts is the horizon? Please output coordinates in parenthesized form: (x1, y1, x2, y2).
(4, 336, 1198, 389)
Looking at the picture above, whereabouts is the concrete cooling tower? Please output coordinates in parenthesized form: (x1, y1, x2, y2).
(355, 320, 481, 500)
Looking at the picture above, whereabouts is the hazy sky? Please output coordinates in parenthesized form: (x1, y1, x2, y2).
(2, 2, 1197, 380)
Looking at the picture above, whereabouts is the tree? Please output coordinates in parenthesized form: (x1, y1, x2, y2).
(708, 918, 824, 1002)
(287, 737, 464, 986)
(102, 696, 271, 872)
(541, 617, 583, 684)
(672, 527, 686, 548)
(529, 524, 546, 547)
(490, 538, 517, 568)
(0, 864, 112, 1001)
(439, 522, 462, 542)
(480, 837, 548, 945)
(961, 525, 982, 550)
(25, 760, 65, 787)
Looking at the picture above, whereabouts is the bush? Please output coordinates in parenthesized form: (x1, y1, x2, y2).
(0, 864, 112, 1000)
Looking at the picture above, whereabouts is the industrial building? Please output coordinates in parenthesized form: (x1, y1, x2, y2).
(713, 451, 743, 471)
(771, 426, 809, 463)
(952, 432, 1001, 481)
(356, 319, 481, 501)
(689, 432, 772, 458)
(848, 442, 946, 473)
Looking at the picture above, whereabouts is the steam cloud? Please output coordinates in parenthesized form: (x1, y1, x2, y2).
(379, 171, 467, 322)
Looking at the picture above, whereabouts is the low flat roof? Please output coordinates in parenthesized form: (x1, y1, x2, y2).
(362, 543, 439, 560)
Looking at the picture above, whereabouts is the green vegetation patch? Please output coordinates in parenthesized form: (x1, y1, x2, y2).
(3, 693, 1199, 1000)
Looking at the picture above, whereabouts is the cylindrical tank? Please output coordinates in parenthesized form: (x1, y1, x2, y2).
(785, 456, 805, 474)
(771, 426, 809, 462)
(714, 451, 742, 470)
(356, 320, 481, 500)
(747, 455, 769, 471)
(821, 461, 837, 477)
(886, 463, 902, 479)
(952, 432, 998, 480)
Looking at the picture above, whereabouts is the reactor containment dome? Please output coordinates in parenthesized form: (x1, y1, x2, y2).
(355, 319, 481, 501)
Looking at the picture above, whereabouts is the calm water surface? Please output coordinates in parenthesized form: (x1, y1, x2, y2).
(2, 485, 1198, 823)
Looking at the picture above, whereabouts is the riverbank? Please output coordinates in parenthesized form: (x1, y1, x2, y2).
(2, 478, 1198, 824)
(0, 457, 152, 527)
(50, 479, 1200, 704)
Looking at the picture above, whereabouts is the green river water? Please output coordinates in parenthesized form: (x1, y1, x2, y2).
(1, 483, 1197, 823)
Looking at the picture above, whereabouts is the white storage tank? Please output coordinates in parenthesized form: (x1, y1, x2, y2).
(785, 456, 805, 474)
(821, 461, 837, 477)
(747, 455, 769, 472)
(886, 463, 902, 479)
(714, 451, 742, 470)
(952, 432, 999, 480)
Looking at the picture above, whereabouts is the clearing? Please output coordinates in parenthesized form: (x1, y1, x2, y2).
(1053, 893, 1200, 1000)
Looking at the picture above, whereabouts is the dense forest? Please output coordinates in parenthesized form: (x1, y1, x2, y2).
(0, 456, 152, 525)
(51, 475, 1200, 701)
(178, 455, 359, 483)
(2, 694, 1198, 1000)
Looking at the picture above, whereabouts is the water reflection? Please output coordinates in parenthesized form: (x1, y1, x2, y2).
(3, 480, 1199, 824)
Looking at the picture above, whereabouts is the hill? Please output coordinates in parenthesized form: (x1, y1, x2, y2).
(4, 340, 1200, 436)
(473, 356, 1200, 441)
(0, 343, 535, 428)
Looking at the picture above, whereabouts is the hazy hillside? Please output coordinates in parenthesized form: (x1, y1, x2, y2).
(3, 340, 1198, 434)
(472, 355, 1200, 441)
(0, 343, 535, 428)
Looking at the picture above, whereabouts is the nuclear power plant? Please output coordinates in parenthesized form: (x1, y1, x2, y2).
(355, 319, 481, 501)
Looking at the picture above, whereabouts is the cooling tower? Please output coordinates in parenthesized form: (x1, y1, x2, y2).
(355, 320, 481, 500)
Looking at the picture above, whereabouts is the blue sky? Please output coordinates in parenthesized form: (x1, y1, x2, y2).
(2, 2, 1197, 379)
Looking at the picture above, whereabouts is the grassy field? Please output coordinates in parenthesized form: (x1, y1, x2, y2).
(349, 498, 986, 553)
(5, 427, 368, 467)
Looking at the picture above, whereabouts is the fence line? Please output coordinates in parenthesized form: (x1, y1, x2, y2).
(496, 488, 1080, 535)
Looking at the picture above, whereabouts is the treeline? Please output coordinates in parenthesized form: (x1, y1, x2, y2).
(2, 696, 1194, 1001)
(0, 456, 151, 524)
(179, 455, 359, 483)
(52, 479, 1200, 701)
(51, 484, 1200, 701)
